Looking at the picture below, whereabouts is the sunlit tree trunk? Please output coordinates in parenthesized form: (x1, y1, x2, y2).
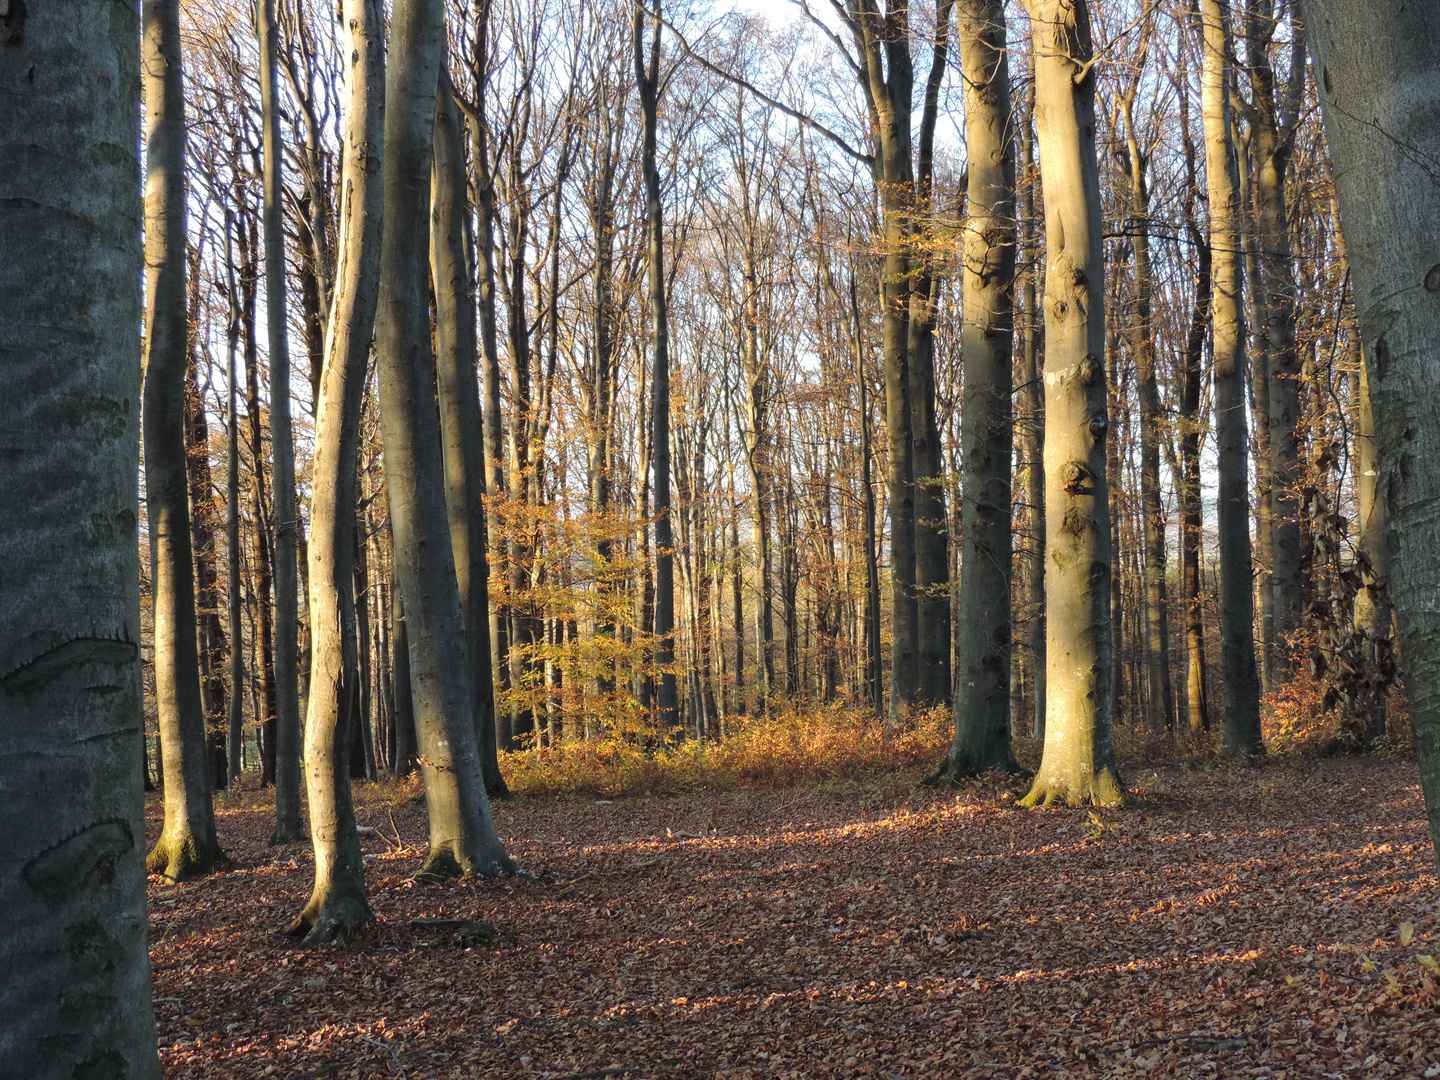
(1298, 0, 1440, 867)
(1020, 0, 1124, 808)
(0, 0, 161, 1068)
(376, 0, 513, 877)
(288, 0, 384, 945)
(142, 0, 224, 881)
(1199, 0, 1263, 755)
(258, 0, 304, 843)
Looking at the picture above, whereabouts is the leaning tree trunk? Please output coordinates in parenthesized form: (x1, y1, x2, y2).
(432, 69, 508, 797)
(226, 236, 246, 783)
(1020, 0, 1124, 808)
(258, 0, 304, 843)
(1199, 0, 1263, 755)
(376, 0, 514, 879)
(1298, 0, 1440, 868)
(636, 0, 679, 731)
(938, 0, 1018, 779)
(287, 0, 384, 946)
(0, 1, 162, 1071)
(142, 0, 224, 881)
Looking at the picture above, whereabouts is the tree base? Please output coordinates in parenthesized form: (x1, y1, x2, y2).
(146, 834, 224, 883)
(1019, 765, 1129, 808)
(415, 842, 518, 883)
(923, 748, 1027, 787)
(285, 892, 374, 946)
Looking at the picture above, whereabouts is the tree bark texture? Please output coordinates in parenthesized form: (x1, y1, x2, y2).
(258, 0, 304, 843)
(432, 70, 508, 796)
(1020, 0, 1124, 807)
(1298, 0, 1440, 867)
(376, 0, 513, 878)
(942, 0, 1018, 778)
(1199, 0, 1263, 755)
(0, 1, 162, 1070)
(141, 0, 224, 881)
(290, 0, 385, 945)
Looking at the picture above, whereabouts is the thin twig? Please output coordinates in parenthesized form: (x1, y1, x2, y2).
(360, 1034, 407, 1078)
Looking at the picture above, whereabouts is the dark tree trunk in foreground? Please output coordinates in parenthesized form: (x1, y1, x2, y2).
(258, 0, 304, 842)
(288, 0, 385, 946)
(143, 0, 224, 881)
(376, 0, 514, 878)
(1020, 0, 1124, 808)
(1299, 0, 1440, 869)
(0, 1, 162, 1070)
(938, 0, 1019, 779)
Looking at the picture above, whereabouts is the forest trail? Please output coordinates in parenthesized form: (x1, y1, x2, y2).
(149, 762, 1437, 1078)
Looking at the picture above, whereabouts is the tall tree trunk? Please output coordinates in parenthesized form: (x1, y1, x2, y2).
(939, 0, 1017, 779)
(143, 0, 224, 880)
(225, 225, 246, 783)
(287, 0, 384, 945)
(375, 0, 513, 878)
(1018, 75, 1047, 742)
(1118, 18, 1176, 734)
(1020, 0, 1123, 808)
(910, 0, 955, 708)
(636, 0, 678, 730)
(258, 0, 304, 843)
(0, 1, 161, 1069)
(1245, 0, 1304, 678)
(1298, 0, 1440, 867)
(1199, 0, 1263, 755)
(432, 70, 508, 798)
(853, 276, 884, 718)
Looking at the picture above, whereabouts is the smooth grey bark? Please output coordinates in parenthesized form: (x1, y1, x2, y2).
(288, 0, 384, 946)
(1199, 0, 1263, 755)
(142, 0, 224, 881)
(1017, 76, 1047, 742)
(1297, 0, 1440, 867)
(940, 0, 1019, 779)
(226, 225, 246, 783)
(853, 275, 885, 718)
(376, 0, 514, 878)
(636, 0, 679, 729)
(432, 70, 507, 796)
(257, 0, 304, 843)
(1352, 347, 1391, 739)
(1020, 0, 1124, 808)
(0, 1, 161, 1071)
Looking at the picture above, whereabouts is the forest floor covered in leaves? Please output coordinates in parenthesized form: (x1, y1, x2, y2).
(148, 758, 1440, 1079)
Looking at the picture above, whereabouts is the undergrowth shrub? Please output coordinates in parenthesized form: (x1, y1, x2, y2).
(499, 701, 952, 799)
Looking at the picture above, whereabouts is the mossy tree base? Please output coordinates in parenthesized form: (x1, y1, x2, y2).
(146, 833, 224, 883)
(270, 822, 306, 846)
(924, 747, 1025, 787)
(415, 842, 517, 883)
(1019, 765, 1129, 808)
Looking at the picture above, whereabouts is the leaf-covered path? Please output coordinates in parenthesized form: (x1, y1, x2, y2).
(150, 761, 1439, 1078)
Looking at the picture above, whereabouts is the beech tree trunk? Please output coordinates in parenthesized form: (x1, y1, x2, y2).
(1020, 0, 1124, 808)
(636, 0, 679, 730)
(940, 0, 1018, 779)
(287, 0, 384, 945)
(1199, 0, 1263, 755)
(1298, 0, 1440, 867)
(258, 0, 304, 843)
(142, 0, 224, 881)
(0, 0, 161, 1069)
(375, 0, 513, 878)
(433, 70, 508, 796)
